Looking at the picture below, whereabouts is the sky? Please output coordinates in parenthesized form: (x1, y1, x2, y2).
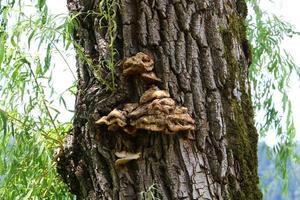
(46, 0, 300, 145)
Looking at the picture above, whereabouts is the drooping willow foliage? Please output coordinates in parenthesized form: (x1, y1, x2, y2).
(247, 0, 300, 195)
(0, 0, 76, 199)
(0, 0, 299, 198)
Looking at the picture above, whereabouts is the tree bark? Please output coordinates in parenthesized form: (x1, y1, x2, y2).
(57, 0, 262, 199)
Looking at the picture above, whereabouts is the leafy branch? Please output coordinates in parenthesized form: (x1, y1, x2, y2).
(247, 0, 300, 195)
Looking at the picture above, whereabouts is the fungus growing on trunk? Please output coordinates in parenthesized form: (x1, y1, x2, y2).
(129, 86, 195, 134)
(122, 52, 154, 75)
(141, 71, 161, 83)
(95, 109, 127, 131)
(96, 87, 195, 134)
(121, 52, 162, 83)
(115, 151, 141, 167)
(139, 85, 170, 104)
(96, 53, 195, 135)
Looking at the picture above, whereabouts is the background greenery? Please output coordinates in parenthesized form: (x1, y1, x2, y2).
(259, 142, 300, 199)
(0, 0, 299, 199)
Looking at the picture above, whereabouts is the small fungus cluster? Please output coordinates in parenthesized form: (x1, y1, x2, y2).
(122, 52, 161, 83)
(96, 85, 195, 134)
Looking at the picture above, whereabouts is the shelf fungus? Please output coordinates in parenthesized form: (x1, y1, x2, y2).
(122, 52, 161, 83)
(115, 151, 141, 167)
(96, 86, 195, 134)
(95, 109, 127, 131)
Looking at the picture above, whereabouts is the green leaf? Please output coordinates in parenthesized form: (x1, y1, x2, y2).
(23, 188, 33, 200)
(37, 0, 46, 11)
(0, 109, 8, 139)
(0, 34, 6, 66)
(27, 29, 36, 49)
(44, 44, 51, 73)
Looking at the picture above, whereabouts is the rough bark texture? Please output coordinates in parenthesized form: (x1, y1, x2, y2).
(57, 0, 262, 199)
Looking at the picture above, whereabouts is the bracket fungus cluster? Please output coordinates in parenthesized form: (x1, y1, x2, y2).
(96, 52, 195, 166)
(96, 86, 195, 134)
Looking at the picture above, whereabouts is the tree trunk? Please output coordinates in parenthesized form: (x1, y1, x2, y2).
(57, 0, 262, 199)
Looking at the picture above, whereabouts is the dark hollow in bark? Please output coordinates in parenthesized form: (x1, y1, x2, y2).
(57, 0, 262, 199)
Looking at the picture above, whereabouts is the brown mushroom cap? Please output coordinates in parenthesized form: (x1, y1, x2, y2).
(96, 117, 126, 127)
(96, 109, 127, 130)
(174, 106, 188, 114)
(106, 109, 126, 121)
(122, 52, 154, 75)
(128, 97, 175, 119)
(139, 86, 170, 104)
(115, 151, 141, 167)
(148, 98, 176, 114)
(166, 113, 195, 124)
(167, 123, 195, 133)
(127, 103, 149, 119)
(130, 115, 167, 132)
(123, 103, 139, 114)
(141, 72, 162, 83)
